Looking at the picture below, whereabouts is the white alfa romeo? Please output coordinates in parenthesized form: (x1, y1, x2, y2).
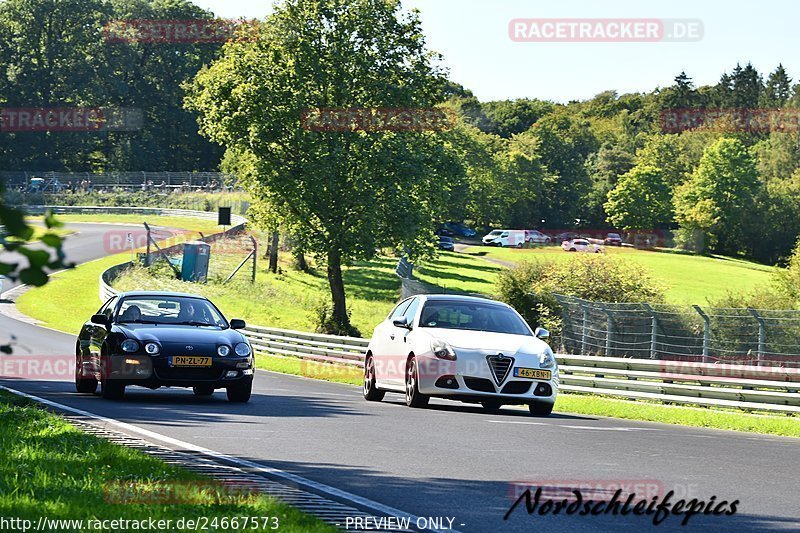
(364, 294, 558, 416)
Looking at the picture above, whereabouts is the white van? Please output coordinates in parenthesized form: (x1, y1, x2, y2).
(481, 229, 525, 247)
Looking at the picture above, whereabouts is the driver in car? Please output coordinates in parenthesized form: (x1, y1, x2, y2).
(119, 305, 141, 322)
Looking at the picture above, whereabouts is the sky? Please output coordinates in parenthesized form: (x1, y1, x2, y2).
(188, 0, 800, 103)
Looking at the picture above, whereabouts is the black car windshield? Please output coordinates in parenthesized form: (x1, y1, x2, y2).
(116, 296, 228, 327)
(418, 301, 532, 336)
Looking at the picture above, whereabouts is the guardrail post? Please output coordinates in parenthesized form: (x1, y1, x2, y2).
(747, 308, 766, 366)
(693, 305, 711, 363)
(599, 303, 613, 356)
(642, 303, 658, 359)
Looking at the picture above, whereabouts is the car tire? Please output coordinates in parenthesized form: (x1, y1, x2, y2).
(569, 248, 576, 252)
(528, 402, 553, 417)
(101, 379, 125, 400)
(75, 348, 97, 394)
(193, 385, 215, 396)
(363, 355, 385, 402)
(405, 356, 429, 408)
(481, 400, 502, 411)
(226, 379, 252, 403)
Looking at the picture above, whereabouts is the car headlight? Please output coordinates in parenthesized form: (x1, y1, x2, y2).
(431, 339, 456, 360)
(217, 345, 230, 357)
(121, 339, 139, 353)
(234, 343, 251, 357)
(144, 342, 160, 355)
(539, 348, 555, 369)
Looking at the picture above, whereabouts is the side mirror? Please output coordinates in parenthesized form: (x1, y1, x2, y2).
(230, 319, 246, 330)
(534, 327, 549, 340)
(392, 316, 411, 329)
(91, 314, 110, 327)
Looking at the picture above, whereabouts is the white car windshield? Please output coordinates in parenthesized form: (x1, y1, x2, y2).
(418, 301, 532, 336)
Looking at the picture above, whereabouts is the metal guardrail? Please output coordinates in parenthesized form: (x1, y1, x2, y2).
(97, 265, 800, 413)
(93, 212, 800, 414)
(23, 205, 246, 226)
(1, 171, 235, 190)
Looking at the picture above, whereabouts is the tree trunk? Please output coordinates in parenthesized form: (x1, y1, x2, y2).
(268, 231, 279, 273)
(294, 250, 309, 272)
(326, 247, 349, 330)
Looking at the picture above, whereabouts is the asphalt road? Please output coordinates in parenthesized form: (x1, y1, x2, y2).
(1, 225, 799, 532)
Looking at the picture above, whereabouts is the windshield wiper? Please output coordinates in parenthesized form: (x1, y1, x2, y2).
(117, 319, 160, 325)
(176, 320, 215, 327)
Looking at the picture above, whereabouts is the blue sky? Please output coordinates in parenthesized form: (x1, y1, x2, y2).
(190, 0, 799, 103)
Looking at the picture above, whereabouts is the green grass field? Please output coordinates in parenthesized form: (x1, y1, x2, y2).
(459, 245, 775, 305)
(28, 214, 226, 236)
(0, 390, 333, 531)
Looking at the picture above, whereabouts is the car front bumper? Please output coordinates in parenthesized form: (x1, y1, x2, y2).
(414, 353, 558, 405)
(104, 354, 254, 388)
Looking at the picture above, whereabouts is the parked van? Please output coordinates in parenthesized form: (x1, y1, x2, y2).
(482, 229, 525, 247)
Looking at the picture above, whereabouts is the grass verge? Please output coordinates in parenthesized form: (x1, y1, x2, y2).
(254, 354, 800, 438)
(0, 389, 334, 531)
(460, 244, 775, 305)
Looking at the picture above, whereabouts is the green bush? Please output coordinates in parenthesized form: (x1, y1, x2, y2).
(310, 298, 361, 338)
(496, 254, 666, 337)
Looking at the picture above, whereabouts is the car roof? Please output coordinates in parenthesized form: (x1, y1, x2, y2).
(117, 290, 208, 300)
(417, 294, 506, 306)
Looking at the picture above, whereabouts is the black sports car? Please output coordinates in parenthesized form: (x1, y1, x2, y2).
(76, 291, 254, 402)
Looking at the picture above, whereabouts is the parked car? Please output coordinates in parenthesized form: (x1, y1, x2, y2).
(525, 230, 551, 245)
(435, 226, 454, 237)
(605, 232, 623, 246)
(482, 229, 526, 247)
(561, 238, 604, 253)
(553, 231, 580, 243)
(76, 291, 254, 402)
(363, 294, 558, 416)
(437, 235, 455, 251)
(443, 222, 477, 238)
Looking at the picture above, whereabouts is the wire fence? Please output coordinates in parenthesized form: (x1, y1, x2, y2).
(555, 294, 800, 367)
(0, 171, 236, 192)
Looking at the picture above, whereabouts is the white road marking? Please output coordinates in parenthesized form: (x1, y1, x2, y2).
(0, 385, 459, 533)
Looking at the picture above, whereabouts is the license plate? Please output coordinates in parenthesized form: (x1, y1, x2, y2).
(513, 367, 551, 380)
(170, 356, 212, 367)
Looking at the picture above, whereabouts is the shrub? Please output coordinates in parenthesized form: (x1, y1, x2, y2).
(496, 254, 666, 338)
(310, 298, 361, 338)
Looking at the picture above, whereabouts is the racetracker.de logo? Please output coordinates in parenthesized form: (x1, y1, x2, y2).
(0, 107, 143, 132)
(508, 18, 703, 42)
(661, 108, 800, 133)
(0, 355, 73, 381)
(300, 108, 456, 132)
(103, 19, 257, 44)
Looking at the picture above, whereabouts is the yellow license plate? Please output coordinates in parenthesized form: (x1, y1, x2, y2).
(513, 367, 551, 380)
(171, 356, 212, 367)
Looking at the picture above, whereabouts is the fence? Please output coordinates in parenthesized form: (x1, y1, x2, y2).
(98, 262, 800, 414)
(1, 171, 236, 192)
(555, 294, 800, 367)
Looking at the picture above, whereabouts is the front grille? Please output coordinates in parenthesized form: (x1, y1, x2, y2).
(464, 377, 495, 393)
(154, 367, 224, 381)
(486, 354, 514, 385)
(501, 381, 532, 395)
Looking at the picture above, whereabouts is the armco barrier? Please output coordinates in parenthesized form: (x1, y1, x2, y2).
(99, 265, 800, 413)
(94, 211, 800, 414)
(22, 205, 247, 227)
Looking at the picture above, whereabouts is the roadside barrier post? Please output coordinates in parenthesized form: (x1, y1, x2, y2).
(693, 305, 711, 363)
(747, 308, 766, 366)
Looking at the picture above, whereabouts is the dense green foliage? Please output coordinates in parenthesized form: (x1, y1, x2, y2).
(496, 255, 665, 335)
(0, 0, 225, 171)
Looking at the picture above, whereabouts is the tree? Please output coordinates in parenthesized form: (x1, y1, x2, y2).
(762, 64, 792, 107)
(674, 137, 760, 255)
(583, 142, 634, 226)
(605, 165, 672, 230)
(186, 0, 463, 333)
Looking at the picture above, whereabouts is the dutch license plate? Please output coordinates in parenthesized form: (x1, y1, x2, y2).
(513, 367, 551, 380)
(170, 356, 212, 367)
